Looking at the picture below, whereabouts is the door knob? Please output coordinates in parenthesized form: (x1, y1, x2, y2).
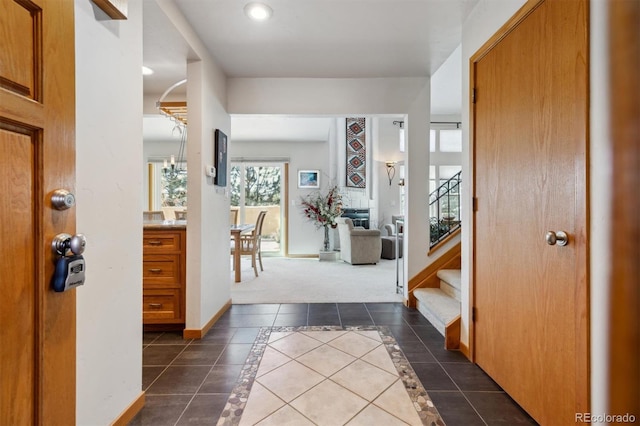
(52, 233, 87, 258)
(51, 234, 87, 292)
(545, 231, 569, 246)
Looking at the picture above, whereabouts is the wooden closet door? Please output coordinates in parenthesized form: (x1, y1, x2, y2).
(472, 1, 589, 424)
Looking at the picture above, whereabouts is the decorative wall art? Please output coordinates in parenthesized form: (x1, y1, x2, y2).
(298, 170, 320, 189)
(214, 129, 227, 186)
(346, 117, 366, 188)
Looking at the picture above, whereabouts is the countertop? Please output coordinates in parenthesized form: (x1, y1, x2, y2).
(143, 220, 187, 230)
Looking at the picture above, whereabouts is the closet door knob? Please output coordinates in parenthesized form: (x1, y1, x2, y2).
(545, 231, 569, 246)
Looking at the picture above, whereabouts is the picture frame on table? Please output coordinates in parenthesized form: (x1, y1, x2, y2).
(298, 170, 320, 189)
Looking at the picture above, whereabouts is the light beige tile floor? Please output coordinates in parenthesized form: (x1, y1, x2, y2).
(238, 330, 425, 425)
(136, 304, 536, 425)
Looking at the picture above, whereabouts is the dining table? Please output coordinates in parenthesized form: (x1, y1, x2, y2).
(230, 224, 255, 282)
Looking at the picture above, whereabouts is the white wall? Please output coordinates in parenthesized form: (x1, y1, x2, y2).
(75, 0, 143, 424)
(430, 45, 463, 183)
(431, 44, 462, 116)
(589, 0, 611, 415)
(228, 78, 429, 115)
(185, 58, 231, 329)
(405, 85, 436, 285)
(375, 118, 404, 231)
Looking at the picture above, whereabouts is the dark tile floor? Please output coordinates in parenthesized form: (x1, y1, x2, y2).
(130, 303, 537, 425)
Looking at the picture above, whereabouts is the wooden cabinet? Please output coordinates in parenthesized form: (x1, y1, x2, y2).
(142, 227, 186, 327)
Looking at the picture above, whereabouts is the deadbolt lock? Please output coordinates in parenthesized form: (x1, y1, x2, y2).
(51, 189, 76, 210)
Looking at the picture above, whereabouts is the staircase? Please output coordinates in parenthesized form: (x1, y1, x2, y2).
(414, 269, 461, 350)
(429, 171, 461, 248)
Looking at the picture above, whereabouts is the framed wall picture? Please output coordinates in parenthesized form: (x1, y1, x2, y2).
(298, 170, 320, 189)
(214, 129, 227, 186)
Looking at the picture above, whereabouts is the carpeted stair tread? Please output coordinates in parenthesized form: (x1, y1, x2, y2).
(414, 288, 460, 336)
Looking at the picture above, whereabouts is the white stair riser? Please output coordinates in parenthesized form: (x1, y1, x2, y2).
(416, 300, 446, 336)
(440, 280, 461, 301)
(413, 288, 460, 339)
(436, 269, 462, 291)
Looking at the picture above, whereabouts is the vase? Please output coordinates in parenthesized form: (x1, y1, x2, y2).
(322, 225, 330, 252)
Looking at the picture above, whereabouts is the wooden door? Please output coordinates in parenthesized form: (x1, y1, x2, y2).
(0, 0, 76, 424)
(472, 1, 589, 424)
(608, 0, 639, 416)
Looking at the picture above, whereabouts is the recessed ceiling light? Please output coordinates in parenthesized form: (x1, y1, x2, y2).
(244, 2, 273, 21)
(142, 66, 154, 76)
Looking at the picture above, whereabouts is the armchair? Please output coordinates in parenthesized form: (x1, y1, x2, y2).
(336, 217, 381, 265)
(381, 222, 403, 259)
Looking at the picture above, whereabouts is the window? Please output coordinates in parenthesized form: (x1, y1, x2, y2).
(439, 129, 462, 152)
(428, 125, 462, 191)
(230, 163, 284, 254)
(430, 129, 436, 152)
(429, 165, 436, 194)
(439, 165, 462, 181)
(428, 125, 462, 223)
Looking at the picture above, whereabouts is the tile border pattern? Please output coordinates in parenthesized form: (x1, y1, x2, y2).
(217, 325, 444, 425)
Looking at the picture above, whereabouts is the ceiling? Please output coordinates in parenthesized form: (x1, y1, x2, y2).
(142, 0, 471, 141)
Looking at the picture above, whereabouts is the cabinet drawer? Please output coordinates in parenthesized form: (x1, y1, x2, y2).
(143, 289, 182, 322)
(143, 232, 182, 252)
(143, 255, 181, 286)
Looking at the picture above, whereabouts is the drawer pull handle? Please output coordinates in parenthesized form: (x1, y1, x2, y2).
(148, 268, 162, 273)
(149, 303, 163, 309)
(148, 241, 163, 246)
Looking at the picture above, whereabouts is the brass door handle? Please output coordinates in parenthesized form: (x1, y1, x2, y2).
(148, 268, 162, 273)
(148, 241, 162, 246)
(148, 303, 163, 309)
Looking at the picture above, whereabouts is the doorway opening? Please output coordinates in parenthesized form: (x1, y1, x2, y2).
(230, 162, 286, 256)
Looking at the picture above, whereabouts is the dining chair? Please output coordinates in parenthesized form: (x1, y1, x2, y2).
(175, 210, 187, 220)
(231, 210, 267, 277)
(143, 210, 165, 220)
(230, 209, 239, 226)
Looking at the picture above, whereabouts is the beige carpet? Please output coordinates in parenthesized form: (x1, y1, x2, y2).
(230, 256, 403, 304)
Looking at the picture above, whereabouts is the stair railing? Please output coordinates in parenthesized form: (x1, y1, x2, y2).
(429, 171, 461, 247)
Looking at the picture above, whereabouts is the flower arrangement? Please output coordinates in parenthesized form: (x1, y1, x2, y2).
(300, 186, 343, 229)
(301, 186, 344, 252)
